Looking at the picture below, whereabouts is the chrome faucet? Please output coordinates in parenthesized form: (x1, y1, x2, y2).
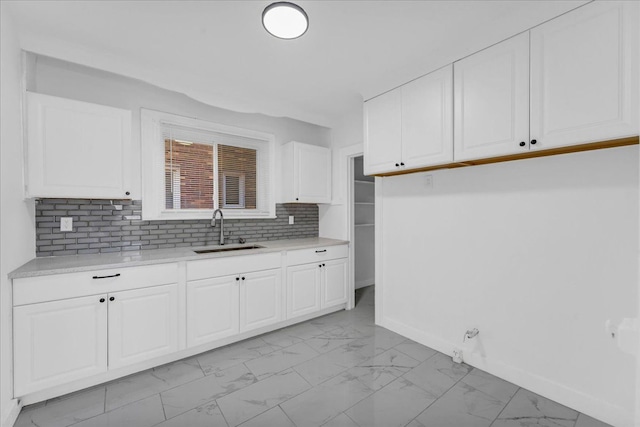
(211, 209, 225, 245)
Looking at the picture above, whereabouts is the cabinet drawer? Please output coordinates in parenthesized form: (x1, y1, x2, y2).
(286, 245, 348, 266)
(13, 263, 178, 306)
(187, 252, 281, 281)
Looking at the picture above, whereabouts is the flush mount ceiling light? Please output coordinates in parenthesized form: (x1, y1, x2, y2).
(262, 2, 309, 39)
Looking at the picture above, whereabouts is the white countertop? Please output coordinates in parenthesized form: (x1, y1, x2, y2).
(10, 237, 349, 279)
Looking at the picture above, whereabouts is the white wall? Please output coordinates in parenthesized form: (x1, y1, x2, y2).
(377, 146, 638, 427)
(0, 7, 36, 427)
(29, 54, 332, 204)
(319, 107, 363, 239)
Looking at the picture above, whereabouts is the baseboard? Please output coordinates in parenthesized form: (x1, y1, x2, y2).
(1, 398, 21, 427)
(380, 316, 633, 427)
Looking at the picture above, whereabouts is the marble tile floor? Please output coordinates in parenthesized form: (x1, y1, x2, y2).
(15, 286, 611, 427)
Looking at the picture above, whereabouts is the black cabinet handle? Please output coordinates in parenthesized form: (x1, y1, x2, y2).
(99, 298, 105, 303)
(109, 296, 115, 301)
(93, 273, 121, 280)
(530, 139, 537, 145)
(242, 277, 245, 280)
(395, 163, 399, 167)
(125, 191, 130, 196)
(315, 249, 327, 253)
(519, 141, 526, 147)
(319, 264, 322, 268)
(236, 277, 240, 281)
(322, 263, 325, 267)
(296, 198, 299, 201)
(400, 162, 405, 166)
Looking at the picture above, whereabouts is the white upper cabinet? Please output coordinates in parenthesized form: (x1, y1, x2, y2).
(282, 141, 331, 204)
(402, 65, 454, 169)
(26, 92, 132, 199)
(364, 65, 453, 175)
(364, 88, 402, 175)
(530, 1, 639, 150)
(454, 32, 530, 161)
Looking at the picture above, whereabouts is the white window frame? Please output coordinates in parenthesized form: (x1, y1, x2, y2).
(141, 109, 276, 220)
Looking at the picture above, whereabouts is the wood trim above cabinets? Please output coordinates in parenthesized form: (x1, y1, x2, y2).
(371, 136, 639, 177)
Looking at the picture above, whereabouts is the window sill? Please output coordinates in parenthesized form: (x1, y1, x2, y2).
(143, 210, 277, 221)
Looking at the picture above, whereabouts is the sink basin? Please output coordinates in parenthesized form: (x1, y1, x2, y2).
(193, 245, 264, 254)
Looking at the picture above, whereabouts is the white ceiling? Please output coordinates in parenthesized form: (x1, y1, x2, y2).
(6, 0, 586, 129)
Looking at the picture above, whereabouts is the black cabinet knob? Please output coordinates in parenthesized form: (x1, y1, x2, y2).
(519, 141, 526, 147)
(322, 263, 325, 267)
(236, 277, 240, 281)
(319, 264, 322, 268)
(395, 163, 399, 167)
(109, 296, 115, 301)
(242, 277, 245, 280)
(530, 139, 537, 145)
(125, 191, 130, 196)
(296, 198, 299, 201)
(400, 162, 405, 166)
(99, 298, 105, 303)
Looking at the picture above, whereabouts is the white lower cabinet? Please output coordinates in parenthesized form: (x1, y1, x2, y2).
(186, 267, 283, 348)
(287, 263, 322, 318)
(107, 284, 179, 370)
(13, 245, 348, 399)
(240, 269, 283, 332)
(187, 275, 240, 347)
(322, 259, 348, 308)
(14, 283, 180, 394)
(14, 294, 108, 396)
(286, 245, 349, 319)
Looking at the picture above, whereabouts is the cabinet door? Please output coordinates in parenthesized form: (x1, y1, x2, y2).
(322, 258, 348, 308)
(186, 276, 239, 347)
(454, 32, 530, 161)
(530, 1, 638, 149)
(26, 92, 132, 199)
(108, 284, 179, 369)
(402, 65, 454, 168)
(240, 269, 283, 332)
(295, 143, 332, 203)
(287, 263, 322, 318)
(364, 88, 403, 175)
(14, 295, 107, 396)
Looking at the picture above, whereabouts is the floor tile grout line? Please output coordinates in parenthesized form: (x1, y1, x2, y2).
(489, 386, 522, 426)
(215, 397, 232, 427)
(399, 362, 473, 427)
(158, 392, 167, 421)
(278, 404, 298, 427)
(343, 411, 362, 427)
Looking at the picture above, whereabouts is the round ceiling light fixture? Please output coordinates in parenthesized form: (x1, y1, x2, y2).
(262, 2, 309, 39)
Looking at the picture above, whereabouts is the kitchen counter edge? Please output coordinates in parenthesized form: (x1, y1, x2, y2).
(9, 237, 350, 279)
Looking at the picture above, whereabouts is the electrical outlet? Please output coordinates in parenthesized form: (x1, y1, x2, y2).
(289, 215, 295, 225)
(60, 217, 73, 232)
(425, 174, 433, 188)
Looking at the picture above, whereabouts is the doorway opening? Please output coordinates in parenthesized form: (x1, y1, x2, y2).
(352, 156, 375, 306)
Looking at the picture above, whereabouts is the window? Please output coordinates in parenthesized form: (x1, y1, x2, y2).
(141, 109, 275, 220)
(222, 172, 246, 208)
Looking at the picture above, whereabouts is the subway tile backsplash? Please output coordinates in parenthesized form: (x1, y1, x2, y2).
(35, 199, 318, 257)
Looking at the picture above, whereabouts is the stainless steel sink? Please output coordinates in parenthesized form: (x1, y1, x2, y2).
(193, 245, 264, 254)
